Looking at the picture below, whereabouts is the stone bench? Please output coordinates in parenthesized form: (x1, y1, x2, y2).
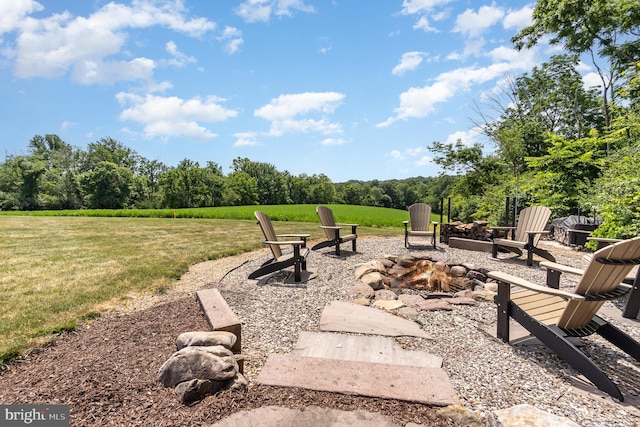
(196, 288, 242, 355)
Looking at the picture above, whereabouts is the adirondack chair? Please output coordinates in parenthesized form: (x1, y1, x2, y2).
(310, 206, 357, 256)
(488, 236, 640, 401)
(248, 211, 310, 282)
(491, 205, 555, 266)
(550, 236, 640, 320)
(403, 203, 438, 249)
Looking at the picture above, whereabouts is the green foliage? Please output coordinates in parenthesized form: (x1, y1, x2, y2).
(80, 161, 133, 209)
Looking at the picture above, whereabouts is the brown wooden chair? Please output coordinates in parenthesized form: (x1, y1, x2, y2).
(403, 203, 438, 249)
(311, 206, 357, 256)
(488, 236, 640, 401)
(249, 211, 310, 282)
(491, 205, 555, 266)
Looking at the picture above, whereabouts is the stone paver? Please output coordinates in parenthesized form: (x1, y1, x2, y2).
(208, 405, 400, 427)
(257, 354, 457, 406)
(293, 331, 442, 367)
(319, 301, 432, 339)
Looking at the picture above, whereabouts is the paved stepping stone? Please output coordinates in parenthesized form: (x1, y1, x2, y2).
(257, 354, 457, 406)
(319, 300, 432, 339)
(292, 331, 442, 367)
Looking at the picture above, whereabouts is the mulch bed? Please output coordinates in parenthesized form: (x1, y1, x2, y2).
(0, 296, 456, 426)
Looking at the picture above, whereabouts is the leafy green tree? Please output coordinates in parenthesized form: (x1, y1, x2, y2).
(79, 161, 133, 209)
(28, 134, 82, 209)
(524, 130, 608, 216)
(307, 174, 335, 204)
(81, 137, 138, 172)
(222, 171, 258, 206)
(584, 143, 640, 239)
(231, 157, 289, 205)
(160, 159, 222, 208)
(512, 0, 640, 128)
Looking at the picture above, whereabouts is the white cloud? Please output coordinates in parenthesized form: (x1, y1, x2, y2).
(454, 4, 505, 39)
(60, 120, 76, 131)
(255, 92, 345, 136)
(10, 0, 215, 83)
(400, 0, 454, 15)
(392, 51, 425, 76)
(116, 92, 238, 140)
(218, 26, 243, 54)
(445, 129, 478, 146)
(413, 16, 436, 32)
(320, 137, 345, 146)
(235, 0, 314, 23)
(415, 155, 433, 167)
(0, 0, 43, 34)
(582, 72, 604, 91)
(165, 41, 196, 67)
(378, 48, 536, 127)
(233, 132, 261, 147)
(503, 6, 533, 30)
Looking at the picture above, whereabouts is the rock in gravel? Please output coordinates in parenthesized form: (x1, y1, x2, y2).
(176, 331, 237, 350)
(157, 345, 239, 388)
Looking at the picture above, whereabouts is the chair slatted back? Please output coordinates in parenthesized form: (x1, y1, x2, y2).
(316, 206, 338, 241)
(513, 206, 551, 244)
(408, 203, 432, 232)
(254, 211, 282, 259)
(559, 236, 640, 329)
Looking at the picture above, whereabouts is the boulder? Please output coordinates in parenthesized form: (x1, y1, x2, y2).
(157, 345, 238, 388)
(176, 331, 237, 350)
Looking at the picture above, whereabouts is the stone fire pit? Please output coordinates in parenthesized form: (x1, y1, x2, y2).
(351, 253, 497, 311)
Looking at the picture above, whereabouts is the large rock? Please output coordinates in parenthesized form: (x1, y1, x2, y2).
(360, 272, 385, 290)
(487, 404, 580, 427)
(157, 345, 238, 388)
(176, 331, 237, 350)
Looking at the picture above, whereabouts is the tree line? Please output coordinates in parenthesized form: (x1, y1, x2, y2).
(0, 135, 452, 212)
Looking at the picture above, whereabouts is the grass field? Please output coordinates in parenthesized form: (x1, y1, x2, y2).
(0, 205, 432, 363)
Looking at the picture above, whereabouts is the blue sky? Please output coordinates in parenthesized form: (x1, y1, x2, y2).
(0, 1, 599, 182)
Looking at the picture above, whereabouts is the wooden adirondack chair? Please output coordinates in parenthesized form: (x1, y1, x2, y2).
(403, 203, 438, 249)
(491, 205, 555, 266)
(488, 236, 640, 401)
(248, 211, 310, 282)
(310, 206, 357, 256)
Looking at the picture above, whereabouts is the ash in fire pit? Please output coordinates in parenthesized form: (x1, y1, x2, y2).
(355, 253, 489, 294)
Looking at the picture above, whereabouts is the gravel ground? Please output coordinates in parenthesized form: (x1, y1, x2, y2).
(1, 236, 638, 426)
(206, 237, 640, 426)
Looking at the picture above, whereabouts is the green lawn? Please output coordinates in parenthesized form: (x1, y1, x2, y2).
(0, 205, 425, 363)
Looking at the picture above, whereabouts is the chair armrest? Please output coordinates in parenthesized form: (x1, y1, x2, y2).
(526, 230, 550, 235)
(403, 220, 409, 225)
(337, 223, 359, 227)
(277, 234, 310, 239)
(587, 237, 621, 244)
(488, 270, 586, 301)
(319, 225, 341, 230)
(431, 221, 439, 225)
(540, 261, 584, 277)
(263, 239, 307, 246)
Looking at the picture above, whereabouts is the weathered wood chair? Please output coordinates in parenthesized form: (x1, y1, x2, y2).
(248, 211, 310, 282)
(488, 236, 640, 401)
(403, 203, 438, 249)
(311, 206, 357, 256)
(491, 205, 555, 266)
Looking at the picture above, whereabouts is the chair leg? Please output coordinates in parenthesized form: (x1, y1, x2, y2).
(510, 304, 624, 401)
(293, 245, 301, 282)
(495, 281, 511, 343)
(491, 242, 498, 259)
(596, 319, 640, 361)
(622, 269, 640, 319)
